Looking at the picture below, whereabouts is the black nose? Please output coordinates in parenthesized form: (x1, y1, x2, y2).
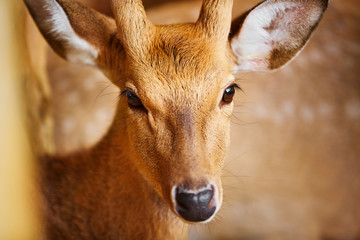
(175, 186, 216, 222)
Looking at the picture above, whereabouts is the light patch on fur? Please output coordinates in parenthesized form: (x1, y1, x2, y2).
(252, 101, 343, 124)
(46, 0, 98, 65)
(95, 109, 112, 122)
(84, 79, 97, 90)
(85, 122, 98, 138)
(231, 0, 322, 71)
(83, 71, 107, 90)
(309, 49, 324, 63)
(345, 100, 360, 120)
(254, 104, 268, 119)
(66, 91, 80, 104)
(300, 106, 315, 123)
(272, 110, 285, 125)
(318, 102, 334, 118)
(61, 118, 75, 133)
(281, 101, 295, 117)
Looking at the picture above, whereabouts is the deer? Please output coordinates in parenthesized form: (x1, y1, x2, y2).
(24, 0, 329, 239)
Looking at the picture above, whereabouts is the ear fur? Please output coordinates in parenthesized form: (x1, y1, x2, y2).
(24, 0, 117, 66)
(229, 0, 329, 72)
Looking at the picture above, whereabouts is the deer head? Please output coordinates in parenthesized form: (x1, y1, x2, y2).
(25, 0, 328, 223)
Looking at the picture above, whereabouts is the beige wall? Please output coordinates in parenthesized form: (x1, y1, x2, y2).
(0, 0, 40, 239)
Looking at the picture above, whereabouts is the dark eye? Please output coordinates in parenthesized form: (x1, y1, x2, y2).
(121, 90, 144, 109)
(222, 84, 239, 104)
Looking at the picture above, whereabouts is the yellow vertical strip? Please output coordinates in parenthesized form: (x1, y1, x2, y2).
(0, 0, 40, 239)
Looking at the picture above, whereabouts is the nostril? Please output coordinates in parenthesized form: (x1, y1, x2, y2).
(174, 185, 217, 222)
(176, 192, 195, 210)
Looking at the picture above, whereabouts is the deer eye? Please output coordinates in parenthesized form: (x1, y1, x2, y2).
(222, 84, 240, 104)
(121, 90, 144, 109)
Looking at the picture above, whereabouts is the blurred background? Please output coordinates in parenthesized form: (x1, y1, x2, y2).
(0, 0, 359, 239)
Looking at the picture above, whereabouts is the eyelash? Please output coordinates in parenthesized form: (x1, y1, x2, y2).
(231, 83, 241, 91)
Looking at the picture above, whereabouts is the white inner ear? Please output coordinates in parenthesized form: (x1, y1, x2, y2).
(46, 0, 99, 65)
(231, 1, 321, 71)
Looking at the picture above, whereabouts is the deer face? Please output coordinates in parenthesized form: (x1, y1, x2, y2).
(25, 0, 328, 223)
(110, 25, 236, 222)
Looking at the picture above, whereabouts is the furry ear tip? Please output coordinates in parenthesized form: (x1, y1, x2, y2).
(322, 0, 330, 7)
(315, 0, 330, 20)
(318, 0, 330, 11)
(312, 0, 329, 11)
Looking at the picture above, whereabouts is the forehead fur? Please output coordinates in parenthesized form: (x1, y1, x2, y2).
(129, 24, 229, 82)
(122, 24, 231, 111)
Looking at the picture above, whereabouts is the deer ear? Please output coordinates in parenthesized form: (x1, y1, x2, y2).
(229, 0, 328, 72)
(24, 0, 117, 66)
